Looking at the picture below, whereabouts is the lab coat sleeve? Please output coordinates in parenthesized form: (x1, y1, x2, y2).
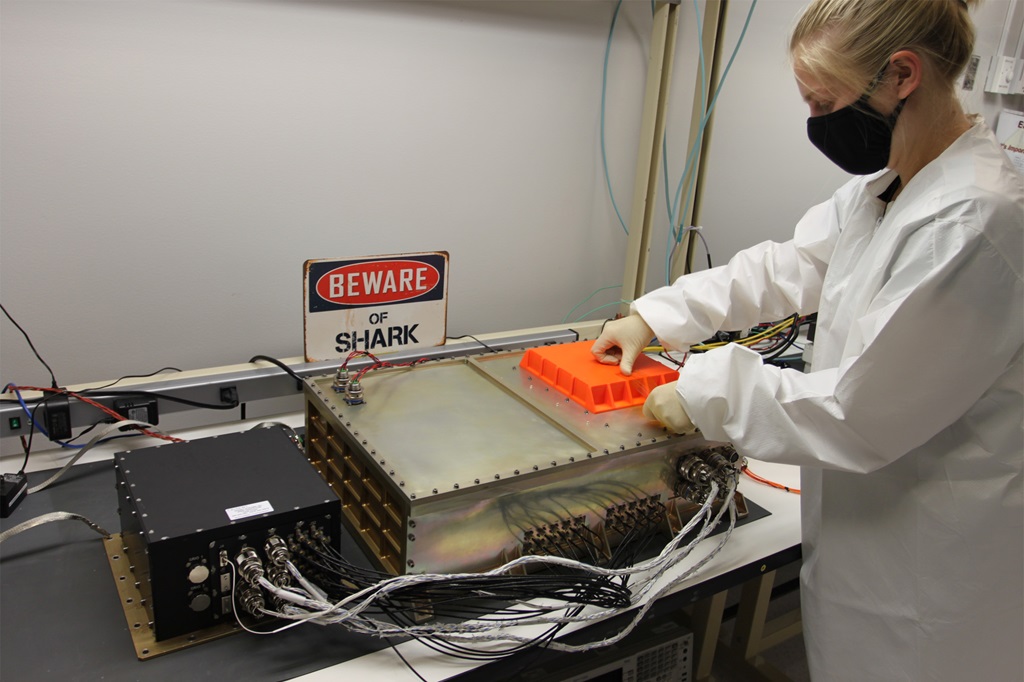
(679, 213, 1024, 472)
(633, 198, 838, 349)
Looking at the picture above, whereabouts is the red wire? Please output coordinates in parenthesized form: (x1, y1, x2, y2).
(344, 351, 430, 383)
(741, 464, 800, 494)
(10, 385, 183, 443)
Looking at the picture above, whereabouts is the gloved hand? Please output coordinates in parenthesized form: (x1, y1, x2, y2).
(643, 382, 697, 434)
(591, 314, 655, 376)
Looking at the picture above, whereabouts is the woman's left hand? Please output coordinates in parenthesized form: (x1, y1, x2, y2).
(643, 382, 697, 434)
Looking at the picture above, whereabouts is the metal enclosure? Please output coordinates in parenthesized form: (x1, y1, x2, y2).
(115, 426, 341, 642)
(304, 348, 733, 575)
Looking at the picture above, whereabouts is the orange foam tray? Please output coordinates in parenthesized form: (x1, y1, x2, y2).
(518, 340, 678, 414)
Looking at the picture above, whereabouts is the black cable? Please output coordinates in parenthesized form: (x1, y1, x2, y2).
(658, 350, 687, 369)
(16, 391, 62, 475)
(683, 229, 714, 276)
(290, 528, 641, 665)
(384, 635, 427, 682)
(85, 367, 182, 391)
(761, 315, 802, 362)
(2, 303, 58, 388)
(447, 334, 499, 353)
(61, 420, 105, 444)
(249, 354, 305, 383)
(83, 389, 238, 410)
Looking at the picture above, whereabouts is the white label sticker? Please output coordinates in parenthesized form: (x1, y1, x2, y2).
(225, 500, 274, 521)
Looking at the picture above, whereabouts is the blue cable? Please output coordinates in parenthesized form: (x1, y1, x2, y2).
(665, 0, 758, 283)
(3, 383, 86, 449)
(5, 383, 49, 439)
(599, 0, 757, 282)
(664, 0, 708, 232)
(600, 0, 629, 235)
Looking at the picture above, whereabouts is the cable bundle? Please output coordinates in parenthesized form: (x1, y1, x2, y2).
(232, 474, 739, 661)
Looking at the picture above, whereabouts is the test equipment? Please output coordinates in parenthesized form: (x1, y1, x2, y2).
(109, 425, 340, 654)
(302, 342, 745, 577)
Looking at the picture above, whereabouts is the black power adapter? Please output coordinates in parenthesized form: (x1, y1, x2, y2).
(44, 394, 72, 441)
(2, 472, 29, 518)
(113, 397, 159, 429)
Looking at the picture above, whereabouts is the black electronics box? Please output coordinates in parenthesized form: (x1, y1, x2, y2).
(115, 425, 340, 641)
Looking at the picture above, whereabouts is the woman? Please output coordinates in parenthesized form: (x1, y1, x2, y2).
(592, 0, 1023, 678)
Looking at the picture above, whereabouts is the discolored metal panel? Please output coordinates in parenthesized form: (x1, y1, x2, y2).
(303, 347, 720, 576)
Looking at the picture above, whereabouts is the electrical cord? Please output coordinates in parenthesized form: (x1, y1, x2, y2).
(83, 367, 183, 391)
(665, 0, 758, 284)
(238, 475, 737, 660)
(79, 389, 239, 410)
(5, 385, 182, 445)
(600, 0, 628, 235)
(760, 315, 803, 362)
(561, 285, 622, 324)
(741, 461, 800, 494)
(249, 355, 305, 383)
(681, 226, 714, 275)
(0, 511, 111, 545)
(384, 635, 428, 682)
(571, 299, 633, 324)
(688, 316, 797, 353)
(447, 335, 499, 353)
(1, 303, 58, 389)
(26, 420, 158, 495)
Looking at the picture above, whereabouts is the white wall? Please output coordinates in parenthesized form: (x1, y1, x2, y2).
(2, 0, 1018, 389)
(0, 0, 707, 386)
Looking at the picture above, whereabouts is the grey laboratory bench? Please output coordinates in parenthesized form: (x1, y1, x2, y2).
(0, 427, 802, 681)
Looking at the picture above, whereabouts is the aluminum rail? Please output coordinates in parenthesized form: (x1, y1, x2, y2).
(1, 327, 591, 441)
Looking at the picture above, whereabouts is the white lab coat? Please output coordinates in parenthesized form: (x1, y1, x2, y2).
(633, 119, 1023, 680)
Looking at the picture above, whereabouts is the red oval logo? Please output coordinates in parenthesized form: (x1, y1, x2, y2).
(315, 260, 441, 306)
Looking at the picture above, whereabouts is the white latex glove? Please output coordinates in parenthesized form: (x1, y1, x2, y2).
(643, 382, 697, 434)
(590, 315, 655, 376)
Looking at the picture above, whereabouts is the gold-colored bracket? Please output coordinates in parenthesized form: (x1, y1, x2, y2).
(103, 534, 240, 660)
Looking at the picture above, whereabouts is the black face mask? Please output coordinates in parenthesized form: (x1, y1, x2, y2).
(806, 97, 906, 174)
(806, 61, 907, 175)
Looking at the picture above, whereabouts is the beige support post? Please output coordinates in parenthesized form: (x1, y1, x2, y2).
(618, 1, 681, 315)
(690, 589, 729, 680)
(618, 1, 731, 313)
(732, 570, 803, 659)
(669, 0, 728, 281)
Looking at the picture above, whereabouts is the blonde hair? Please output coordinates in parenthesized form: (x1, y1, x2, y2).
(790, 0, 978, 95)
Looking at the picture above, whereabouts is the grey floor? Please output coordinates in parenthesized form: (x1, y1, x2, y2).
(707, 562, 811, 682)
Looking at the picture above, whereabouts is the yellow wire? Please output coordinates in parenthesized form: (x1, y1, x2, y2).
(642, 317, 795, 354)
(692, 317, 794, 351)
